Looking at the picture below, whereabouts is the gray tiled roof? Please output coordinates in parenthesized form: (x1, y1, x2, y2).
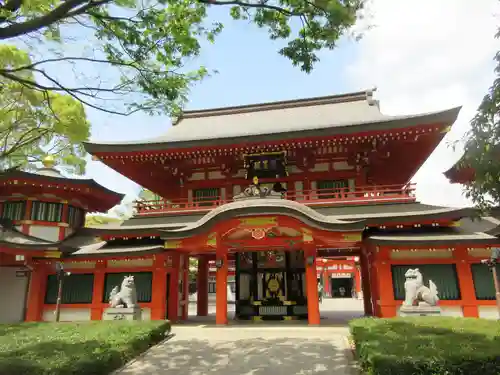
(367, 217, 499, 245)
(71, 242, 164, 256)
(83, 90, 462, 152)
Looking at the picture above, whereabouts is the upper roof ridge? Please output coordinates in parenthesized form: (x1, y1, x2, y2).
(172, 88, 376, 126)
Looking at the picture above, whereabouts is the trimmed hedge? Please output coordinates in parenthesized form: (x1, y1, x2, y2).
(0, 320, 171, 375)
(349, 317, 500, 375)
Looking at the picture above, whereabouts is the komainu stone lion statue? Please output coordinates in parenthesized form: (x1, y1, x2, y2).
(109, 276, 138, 308)
(403, 268, 439, 307)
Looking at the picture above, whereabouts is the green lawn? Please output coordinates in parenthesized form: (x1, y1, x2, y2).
(349, 317, 500, 375)
(0, 320, 171, 375)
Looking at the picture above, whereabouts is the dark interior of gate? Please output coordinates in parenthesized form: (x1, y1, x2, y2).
(234, 250, 308, 321)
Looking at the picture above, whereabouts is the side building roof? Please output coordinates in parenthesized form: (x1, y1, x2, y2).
(83, 89, 462, 153)
(0, 167, 124, 213)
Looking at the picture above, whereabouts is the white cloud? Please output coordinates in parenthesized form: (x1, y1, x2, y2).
(348, 0, 500, 207)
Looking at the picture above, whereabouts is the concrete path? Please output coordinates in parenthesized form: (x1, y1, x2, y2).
(113, 299, 361, 375)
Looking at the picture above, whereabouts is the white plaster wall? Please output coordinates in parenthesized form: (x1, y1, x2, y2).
(311, 163, 329, 172)
(208, 171, 224, 180)
(348, 179, 355, 191)
(189, 172, 205, 181)
(42, 308, 91, 322)
(0, 267, 28, 323)
(478, 306, 500, 320)
(29, 225, 59, 242)
(288, 165, 302, 174)
(332, 161, 354, 171)
(441, 306, 464, 317)
(233, 185, 241, 197)
(141, 307, 151, 321)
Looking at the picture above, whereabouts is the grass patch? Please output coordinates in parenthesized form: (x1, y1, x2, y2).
(0, 320, 171, 375)
(349, 317, 500, 375)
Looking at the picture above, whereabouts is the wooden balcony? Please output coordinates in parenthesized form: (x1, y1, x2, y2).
(134, 183, 416, 215)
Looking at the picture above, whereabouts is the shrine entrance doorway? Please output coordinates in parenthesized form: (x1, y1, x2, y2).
(234, 250, 308, 321)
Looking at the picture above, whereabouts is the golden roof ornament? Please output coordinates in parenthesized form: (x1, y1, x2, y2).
(42, 155, 56, 168)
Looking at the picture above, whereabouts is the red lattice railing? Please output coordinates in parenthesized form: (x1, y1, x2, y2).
(134, 183, 416, 215)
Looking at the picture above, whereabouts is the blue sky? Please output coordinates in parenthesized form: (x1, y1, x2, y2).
(84, 8, 359, 200)
(70, 1, 500, 211)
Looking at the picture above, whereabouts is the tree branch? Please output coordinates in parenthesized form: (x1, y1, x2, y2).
(197, 0, 301, 16)
(0, 0, 112, 40)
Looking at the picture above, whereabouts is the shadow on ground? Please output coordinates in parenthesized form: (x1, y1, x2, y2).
(118, 335, 352, 375)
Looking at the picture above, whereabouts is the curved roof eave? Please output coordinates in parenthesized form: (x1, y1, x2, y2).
(159, 199, 369, 239)
(367, 232, 497, 245)
(83, 106, 462, 154)
(78, 202, 477, 238)
(69, 244, 165, 258)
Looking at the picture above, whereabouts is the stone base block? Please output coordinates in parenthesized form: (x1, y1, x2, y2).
(399, 305, 442, 317)
(103, 307, 142, 321)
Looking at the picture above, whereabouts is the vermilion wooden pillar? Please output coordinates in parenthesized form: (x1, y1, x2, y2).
(360, 247, 373, 316)
(168, 253, 180, 323)
(90, 260, 106, 320)
(304, 245, 320, 325)
(151, 253, 168, 320)
(197, 256, 209, 316)
(374, 251, 397, 317)
(215, 246, 228, 325)
(455, 246, 479, 318)
(355, 265, 362, 296)
(25, 264, 47, 321)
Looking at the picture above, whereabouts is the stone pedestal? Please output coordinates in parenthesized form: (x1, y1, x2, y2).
(103, 307, 142, 321)
(399, 305, 442, 317)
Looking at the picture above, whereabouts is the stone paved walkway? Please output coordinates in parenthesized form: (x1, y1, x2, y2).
(114, 326, 356, 375)
(113, 299, 361, 375)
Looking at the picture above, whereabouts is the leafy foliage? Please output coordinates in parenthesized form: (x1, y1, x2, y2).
(85, 214, 122, 227)
(459, 27, 500, 209)
(0, 321, 170, 375)
(0, 0, 365, 116)
(0, 45, 89, 174)
(138, 188, 162, 202)
(350, 317, 500, 375)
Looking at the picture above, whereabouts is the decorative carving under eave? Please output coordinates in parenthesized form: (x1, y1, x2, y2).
(233, 177, 284, 201)
(233, 184, 283, 201)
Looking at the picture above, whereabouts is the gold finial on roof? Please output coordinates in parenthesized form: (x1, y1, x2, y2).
(42, 155, 56, 168)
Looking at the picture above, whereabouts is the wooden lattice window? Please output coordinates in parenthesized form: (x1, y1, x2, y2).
(391, 264, 461, 300)
(471, 263, 500, 300)
(0, 201, 26, 221)
(316, 180, 348, 199)
(44, 273, 94, 304)
(103, 272, 153, 303)
(31, 201, 63, 222)
(193, 188, 219, 207)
